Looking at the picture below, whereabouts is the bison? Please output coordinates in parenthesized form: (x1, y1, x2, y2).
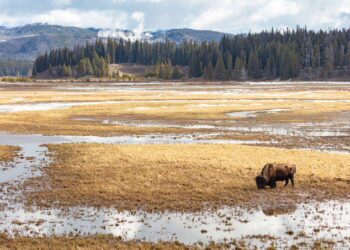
(256, 163, 296, 189)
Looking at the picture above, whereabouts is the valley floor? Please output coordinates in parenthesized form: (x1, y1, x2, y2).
(25, 144, 350, 212)
(0, 81, 349, 249)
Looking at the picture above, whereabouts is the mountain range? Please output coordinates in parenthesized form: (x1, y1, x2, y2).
(0, 24, 227, 61)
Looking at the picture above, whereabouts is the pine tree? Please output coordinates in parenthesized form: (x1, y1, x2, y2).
(338, 45, 345, 69)
(207, 61, 214, 80)
(214, 55, 226, 80)
(248, 51, 260, 79)
(164, 61, 173, 80)
(103, 58, 109, 77)
(62, 64, 71, 77)
(67, 65, 72, 77)
(241, 66, 248, 80)
(77, 59, 86, 76)
(48, 64, 53, 76)
(312, 46, 321, 68)
(226, 54, 233, 79)
(86, 59, 93, 76)
(267, 56, 276, 77)
(233, 57, 243, 80)
(172, 65, 185, 79)
(189, 53, 202, 78)
(32, 65, 37, 76)
(323, 46, 334, 77)
(345, 42, 350, 66)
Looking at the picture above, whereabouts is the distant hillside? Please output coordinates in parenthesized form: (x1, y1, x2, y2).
(0, 24, 227, 61)
(98, 28, 227, 43)
(34, 27, 350, 81)
(0, 24, 98, 60)
(152, 29, 226, 43)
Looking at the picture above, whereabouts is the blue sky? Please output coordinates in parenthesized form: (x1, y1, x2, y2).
(0, 0, 350, 33)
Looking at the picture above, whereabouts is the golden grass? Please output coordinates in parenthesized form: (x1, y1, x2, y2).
(0, 234, 339, 250)
(0, 145, 20, 162)
(0, 87, 349, 136)
(0, 234, 193, 250)
(25, 144, 350, 212)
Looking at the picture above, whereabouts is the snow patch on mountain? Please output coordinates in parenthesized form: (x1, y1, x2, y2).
(97, 29, 154, 42)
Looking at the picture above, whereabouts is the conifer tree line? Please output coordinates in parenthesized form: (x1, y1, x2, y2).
(33, 42, 109, 77)
(0, 58, 33, 77)
(33, 27, 350, 80)
(144, 61, 185, 80)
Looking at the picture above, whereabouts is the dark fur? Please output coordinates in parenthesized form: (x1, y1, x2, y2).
(255, 163, 296, 189)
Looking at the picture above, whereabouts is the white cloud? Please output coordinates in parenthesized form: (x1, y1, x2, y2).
(0, 0, 349, 33)
(190, 0, 350, 33)
(191, 5, 232, 30)
(0, 9, 128, 29)
(250, 0, 300, 22)
(131, 11, 144, 22)
(305, 0, 350, 29)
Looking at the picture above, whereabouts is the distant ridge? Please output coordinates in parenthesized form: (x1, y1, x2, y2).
(98, 28, 227, 43)
(0, 24, 227, 60)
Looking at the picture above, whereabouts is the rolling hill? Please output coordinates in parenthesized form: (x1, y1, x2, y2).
(0, 24, 227, 60)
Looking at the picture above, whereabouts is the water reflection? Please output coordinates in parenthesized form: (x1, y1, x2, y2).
(261, 203, 297, 216)
(0, 201, 349, 247)
(0, 133, 349, 248)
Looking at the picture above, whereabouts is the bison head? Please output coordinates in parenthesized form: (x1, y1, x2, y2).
(289, 165, 296, 175)
(255, 175, 267, 189)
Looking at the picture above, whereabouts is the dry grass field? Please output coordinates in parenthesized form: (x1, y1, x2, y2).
(0, 86, 349, 137)
(0, 234, 193, 250)
(0, 234, 335, 250)
(0, 145, 19, 162)
(24, 143, 350, 212)
(0, 82, 350, 248)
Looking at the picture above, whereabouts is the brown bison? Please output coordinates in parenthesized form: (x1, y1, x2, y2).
(256, 163, 296, 189)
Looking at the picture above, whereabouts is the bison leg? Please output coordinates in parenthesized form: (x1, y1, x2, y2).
(269, 181, 277, 189)
(285, 179, 289, 186)
(291, 177, 295, 187)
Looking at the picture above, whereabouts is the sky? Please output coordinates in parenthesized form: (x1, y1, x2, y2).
(0, 0, 350, 33)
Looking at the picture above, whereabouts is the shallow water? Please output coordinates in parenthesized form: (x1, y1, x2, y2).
(72, 115, 350, 154)
(0, 132, 273, 184)
(226, 108, 292, 118)
(0, 82, 349, 247)
(226, 122, 350, 138)
(227, 111, 259, 118)
(98, 118, 224, 131)
(53, 84, 258, 94)
(1, 201, 349, 247)
(0, 133, 349, 247)
(0, 101, 120, 113)
(76, 113, 350, 140)
(1, 97, 348, 114)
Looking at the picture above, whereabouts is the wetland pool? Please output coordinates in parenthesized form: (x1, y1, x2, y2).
(0, 133, 349, 248)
